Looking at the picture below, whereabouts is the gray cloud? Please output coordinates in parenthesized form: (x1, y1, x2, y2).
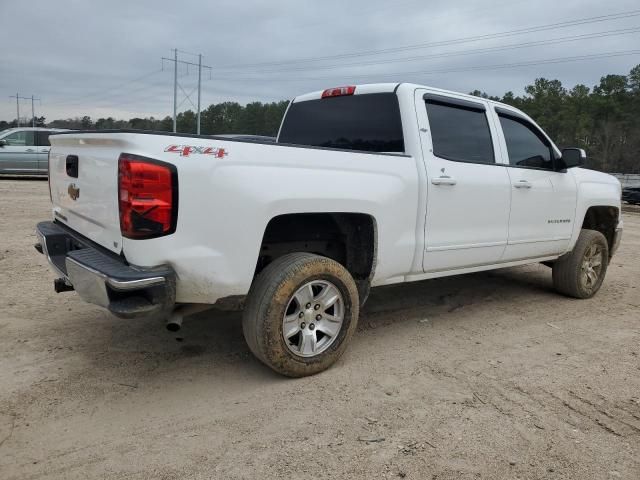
(1, 0, 639, 123)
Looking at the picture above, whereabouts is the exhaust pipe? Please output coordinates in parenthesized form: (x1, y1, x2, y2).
(166, 304, 212, 332)
(54, 278, 74, 293)
(166, 314, 182, 332)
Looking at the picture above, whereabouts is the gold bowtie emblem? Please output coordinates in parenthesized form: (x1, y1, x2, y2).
(68, 183, 80, 201)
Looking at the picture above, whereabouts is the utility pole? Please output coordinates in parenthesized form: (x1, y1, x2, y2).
(162, 50, 211, 134)
(197, 54, 202, 135)
(173, 48, 178, 133)
(9, 93, 39, 127)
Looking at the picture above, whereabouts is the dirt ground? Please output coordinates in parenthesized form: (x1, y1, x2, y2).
(0, 178, 638, 480)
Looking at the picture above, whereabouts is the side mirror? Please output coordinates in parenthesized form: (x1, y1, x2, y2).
(560, 148, 586, 169)
(0, 139, 6, 147)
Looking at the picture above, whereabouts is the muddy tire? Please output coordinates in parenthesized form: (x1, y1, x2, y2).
(242, 253, 359, 377)
(552, 229, 609, 299)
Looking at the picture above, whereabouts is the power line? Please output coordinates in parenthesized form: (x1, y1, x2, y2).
(85, 73, 172, 107)
(97, 69, 195, 103)
(217, 26, 640, 76)
(46, 69, 164, 107)
(71, 90, 170, 114)
(216, 9, 640, 70)
(43, 49, 640, 121)
(33, 9, 640, 120)
(398, 50, 640, 77)
(36, 10, 640, 115)
(175, 48, 202, 58)
(48, 70, 196, 115)
(67, 50, 640, 113)
(212, 49, 640, 83)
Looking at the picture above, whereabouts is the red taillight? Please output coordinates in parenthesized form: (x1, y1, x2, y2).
(118, 154, 178, 239)
(321, 86, 356, 98)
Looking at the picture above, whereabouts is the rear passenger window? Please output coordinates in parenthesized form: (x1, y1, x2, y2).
(36, 131, 52, 146)
(498, 115, 554, 170)
(425, 100, 494, 164)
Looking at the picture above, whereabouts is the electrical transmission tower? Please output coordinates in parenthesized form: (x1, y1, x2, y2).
(162, 49, 212, 134)
(9, 93, 40, 127)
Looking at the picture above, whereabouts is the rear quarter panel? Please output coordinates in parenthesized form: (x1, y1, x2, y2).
(116, 135, 420, 303)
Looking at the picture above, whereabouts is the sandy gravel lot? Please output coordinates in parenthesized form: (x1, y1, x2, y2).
(0, 178, 639, 480)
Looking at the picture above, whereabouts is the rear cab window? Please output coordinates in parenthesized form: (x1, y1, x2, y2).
(278, 92, 405, 153)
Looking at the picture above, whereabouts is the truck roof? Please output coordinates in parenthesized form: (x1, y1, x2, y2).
(293, 82, 515, 111)
(292, 83, 399, 103)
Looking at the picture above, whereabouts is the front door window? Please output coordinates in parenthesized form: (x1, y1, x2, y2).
(498, 115, 554, 170)
(3, 130, 36, 147)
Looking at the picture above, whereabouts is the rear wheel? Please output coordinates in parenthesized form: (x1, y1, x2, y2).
(242, 253, 359, 377)
(552, 229, 609, 299)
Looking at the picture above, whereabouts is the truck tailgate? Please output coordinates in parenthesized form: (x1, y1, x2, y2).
(49, 134, 122, 253)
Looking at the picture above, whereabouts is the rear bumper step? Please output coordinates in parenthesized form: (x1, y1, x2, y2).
(35, 221, 175, 319)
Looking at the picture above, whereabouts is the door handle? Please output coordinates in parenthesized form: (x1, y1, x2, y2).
(431, 176, 457, 186)
(514, 180, 532, 189)
(26, 148, 35, 152)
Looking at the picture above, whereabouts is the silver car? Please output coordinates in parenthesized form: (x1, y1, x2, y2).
(0, 127, 68, 176)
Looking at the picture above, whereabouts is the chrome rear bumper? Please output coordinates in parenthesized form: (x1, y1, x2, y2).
(35, 221, 175, 318)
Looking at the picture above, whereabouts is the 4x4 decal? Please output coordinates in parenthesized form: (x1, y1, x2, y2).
(165, 145, 228, 158)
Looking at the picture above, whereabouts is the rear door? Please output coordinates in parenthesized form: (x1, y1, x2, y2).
(0, 130, 38, 173)
(49, 133, 123, 253)
(492, 108, 577, 260)
(36, 130, 53, 173)
(416, 90, 511, 272)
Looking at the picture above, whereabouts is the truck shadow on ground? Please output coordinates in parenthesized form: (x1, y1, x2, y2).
(87, 264, 557, 380)
(364, 265, 555, 318)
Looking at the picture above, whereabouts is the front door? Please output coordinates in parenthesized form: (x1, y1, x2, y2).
(416, 91, 511, 272)
(493, 109, 577, 260)
(0, 130, 39, 173)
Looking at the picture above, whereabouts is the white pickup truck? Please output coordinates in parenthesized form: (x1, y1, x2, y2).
(36, 83, 622, 376)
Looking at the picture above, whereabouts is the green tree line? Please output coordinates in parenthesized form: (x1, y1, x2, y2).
(2, 64, 639, 172)
(0, 101, 290, 139)
(44, 101, 291, 138)
(470, 64, 640, 173)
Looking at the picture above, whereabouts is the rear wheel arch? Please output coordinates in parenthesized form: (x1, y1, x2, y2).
(254, 212, 377, 304)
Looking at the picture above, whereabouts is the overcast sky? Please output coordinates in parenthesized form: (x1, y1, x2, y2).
(1, 0, 639, 123)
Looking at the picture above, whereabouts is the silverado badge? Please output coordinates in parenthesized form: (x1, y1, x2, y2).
(68, 183, 80, 201)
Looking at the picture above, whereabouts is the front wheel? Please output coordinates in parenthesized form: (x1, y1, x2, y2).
(242, 253, 359, 377)
(552, 229, 609, 299)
